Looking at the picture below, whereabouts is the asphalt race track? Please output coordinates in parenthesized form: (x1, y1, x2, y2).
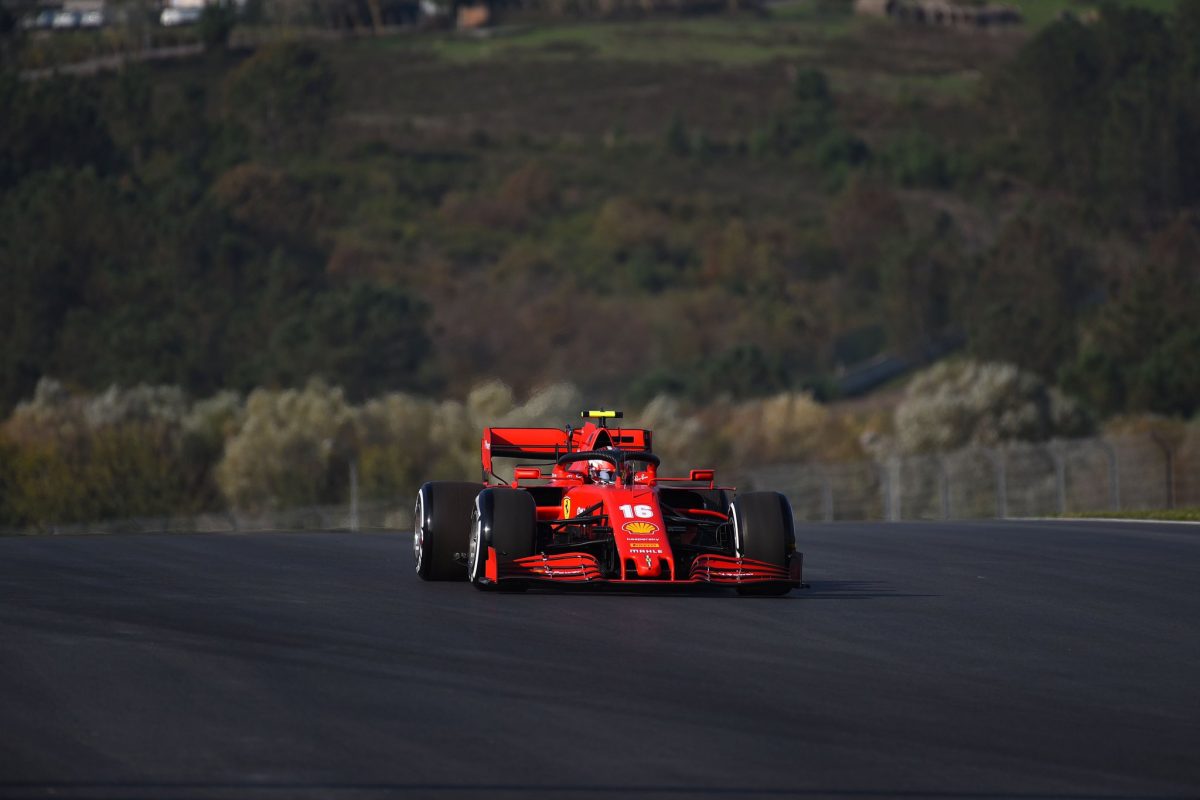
(1, 520, 1198, 799)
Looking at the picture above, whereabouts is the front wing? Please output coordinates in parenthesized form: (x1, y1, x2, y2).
(482, 549, 803, 588)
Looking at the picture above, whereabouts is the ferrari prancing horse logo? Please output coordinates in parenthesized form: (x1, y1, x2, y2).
(562, 496, 571, 518)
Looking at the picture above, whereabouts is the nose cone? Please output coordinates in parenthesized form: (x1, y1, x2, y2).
(632, 553, 664, 578)
(620, 520, 669, 578)
(605, 491, 672, 580)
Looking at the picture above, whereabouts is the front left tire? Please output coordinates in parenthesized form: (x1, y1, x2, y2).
(730, 491, 797, 597)
(414, 481, 484, 581)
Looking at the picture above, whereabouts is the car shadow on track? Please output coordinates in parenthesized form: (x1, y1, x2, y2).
(501, 579, 935, 600)
(800, 579, 939, 600)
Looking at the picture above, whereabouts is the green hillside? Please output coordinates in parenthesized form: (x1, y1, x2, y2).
(2, 0, 1199, 418)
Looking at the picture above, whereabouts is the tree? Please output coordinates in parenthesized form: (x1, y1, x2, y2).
(783, 68, 834, 146)
(877, 212, 962, 355)
(965, 215, 1094, 378)
(223, 43, 336, 161)
(264, 283, 433, 400)
(1062, 214, 1200, 416)
(199, 1, 238, 51)
(995, 3, 1199, 224)
(826, 176, 907, 302)
(0, 75, 120, 189)
(0, 169, 136, 410)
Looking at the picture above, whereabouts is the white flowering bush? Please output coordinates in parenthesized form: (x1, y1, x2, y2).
(894, 360, 1092, 454)
(495, 383, 584, 427)
(5, 377, 91, 445)
(84, 384, 189, 430)
(639, 390, 863, 474)
(215, 381, 356, 511)
(466, 380, 515, 423)
(1, 376, 874, 525)
(357, 393, 476, 499)
(2, 378, 237, 525)
(183, 391, 244, 451)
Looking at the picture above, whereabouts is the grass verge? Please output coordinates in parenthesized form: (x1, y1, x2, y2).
(1062, 507, 1200, 522)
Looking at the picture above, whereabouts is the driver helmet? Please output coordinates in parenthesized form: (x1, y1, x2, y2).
(589, 459, 615, 485)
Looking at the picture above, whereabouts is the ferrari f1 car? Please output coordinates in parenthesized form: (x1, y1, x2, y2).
(413, 410, 803, 595)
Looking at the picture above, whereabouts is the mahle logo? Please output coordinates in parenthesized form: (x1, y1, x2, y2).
(622, 521, 658, 535)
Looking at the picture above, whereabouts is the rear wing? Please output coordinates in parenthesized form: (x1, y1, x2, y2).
(482, 428, 569, 476)
(481, 424, 653, 476)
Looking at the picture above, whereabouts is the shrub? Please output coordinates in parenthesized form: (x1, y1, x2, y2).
(496, 383, 584, 427)
(639, 391, 862, 474)
(664, 113, 689, 156)
(215, 380, 356, 510)
(0, 378, 229, 524)
(725, 391, 860, 465)
(816, 130, 870, 182)
(0, 433, 21, 526)
(894, 360, 1093, 455)
(357, 394, 475, 499)
(440, 162, 558, 231)
(467, 380, 515, 423)
(884, 131, 952, 188)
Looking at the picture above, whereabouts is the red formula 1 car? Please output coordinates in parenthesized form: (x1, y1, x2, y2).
(413, 410, 803, 595)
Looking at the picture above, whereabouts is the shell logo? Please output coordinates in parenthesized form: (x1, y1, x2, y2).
(622, 521, 659, 535)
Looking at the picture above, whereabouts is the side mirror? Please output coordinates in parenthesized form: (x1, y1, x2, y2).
(513, 467, 542, 483)
(689, 469, 715, 484)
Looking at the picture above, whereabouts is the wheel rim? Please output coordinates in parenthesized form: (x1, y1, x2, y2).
(468, 506, 483, 583)
(730, 502, 742, 557)
(413, 493, 424, 573)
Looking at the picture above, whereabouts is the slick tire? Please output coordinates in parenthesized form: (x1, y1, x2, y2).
(414, 481, 483, 581)
(730, 491, 796, 597)
(469, 488, 537, 592)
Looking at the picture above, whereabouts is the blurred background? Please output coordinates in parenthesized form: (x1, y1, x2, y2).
(1, 0, 1198, 530)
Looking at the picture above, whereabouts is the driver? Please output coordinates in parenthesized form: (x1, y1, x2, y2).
(588, 459, 615, 485)
(588, 448, 620, 485)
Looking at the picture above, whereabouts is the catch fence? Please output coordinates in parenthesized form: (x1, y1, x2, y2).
(7, 432, 1196, 535)
(5, 501, 411, 536)
(745, 433, 1200, 522)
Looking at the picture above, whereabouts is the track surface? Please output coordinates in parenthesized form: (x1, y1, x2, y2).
(0, 520, 1198, 799)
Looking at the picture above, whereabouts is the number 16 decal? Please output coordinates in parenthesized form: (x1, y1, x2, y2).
(618, 504, 653, 519)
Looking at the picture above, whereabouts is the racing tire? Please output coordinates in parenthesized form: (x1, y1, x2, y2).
(730, 491, 796, 597)
(414, 481, 483, 581)
(469, 488, 537, 592)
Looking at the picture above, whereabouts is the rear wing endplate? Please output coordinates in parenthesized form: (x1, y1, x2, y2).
(481, 427, 570, 475)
